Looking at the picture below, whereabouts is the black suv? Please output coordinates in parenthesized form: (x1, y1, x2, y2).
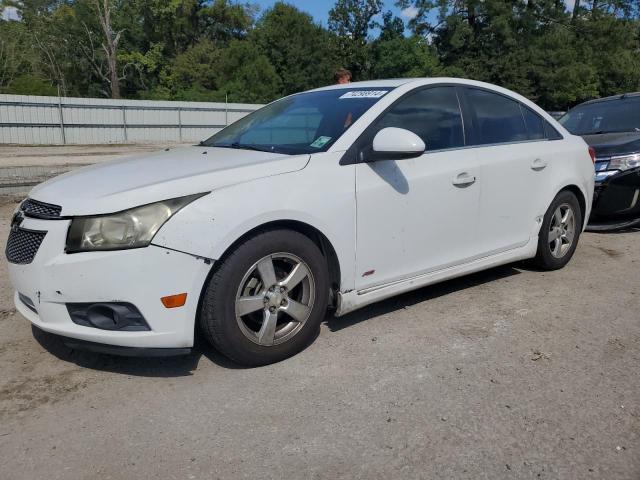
(560, 93, 640, 230)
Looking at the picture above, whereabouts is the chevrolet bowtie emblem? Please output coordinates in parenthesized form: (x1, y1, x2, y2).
(11, 211, 24, 232)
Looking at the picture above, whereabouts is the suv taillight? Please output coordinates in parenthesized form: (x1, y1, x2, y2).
(588, 146, 596, 164)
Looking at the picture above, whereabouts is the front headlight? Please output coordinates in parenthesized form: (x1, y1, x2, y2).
(608, 154, 640, 171)
(66, 193, 206, 253)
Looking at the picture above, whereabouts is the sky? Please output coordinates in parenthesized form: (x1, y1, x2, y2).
(1, 6, 20, 21)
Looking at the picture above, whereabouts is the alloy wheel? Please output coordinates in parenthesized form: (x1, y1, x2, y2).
(548, 203, 576, 258)
(235, 253, 315, 346)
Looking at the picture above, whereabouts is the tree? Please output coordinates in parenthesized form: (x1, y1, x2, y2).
(165, 39, 221, 93)
(198, 0, 256, 44)
(377, 10, 405, 41)
(371, 35, 440, 79)
(252, 2, 338, 94)
(328, 0, 383, 78)
(215, 40, 282, 103)
(0, 0, 638, 108)
(328, 0, 383, 40)
(0, 17, 34, 91)
(92, 0, 123, 98)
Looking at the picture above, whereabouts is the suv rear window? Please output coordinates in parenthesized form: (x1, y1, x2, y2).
(559, 96, 640, 135)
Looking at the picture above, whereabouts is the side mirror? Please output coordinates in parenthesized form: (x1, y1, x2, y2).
(371, 127, 425, 160)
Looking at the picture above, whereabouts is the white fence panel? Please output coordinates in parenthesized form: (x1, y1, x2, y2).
(0, 94, 261, 145)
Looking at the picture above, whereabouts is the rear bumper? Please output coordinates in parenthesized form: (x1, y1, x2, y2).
(7, 215, 212, 349)
(589, 167, 640, 226)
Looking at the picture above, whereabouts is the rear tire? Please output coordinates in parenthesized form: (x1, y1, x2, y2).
(199, 229, 329, 366)
(533, 190, 582, 271)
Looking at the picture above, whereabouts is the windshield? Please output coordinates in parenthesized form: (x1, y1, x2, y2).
(202, 88, 393, 155)
(559, 97, 640, 135)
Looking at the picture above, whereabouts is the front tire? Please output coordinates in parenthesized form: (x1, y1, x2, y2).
(533, 190, 582, 270)
(199, 229, 329, 366)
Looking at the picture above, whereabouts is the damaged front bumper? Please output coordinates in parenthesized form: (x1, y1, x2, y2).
(6, 214, 212, 350)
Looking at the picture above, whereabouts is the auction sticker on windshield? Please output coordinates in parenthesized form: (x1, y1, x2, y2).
(310, 136, 332, 148)
(339, 90, 389, 99)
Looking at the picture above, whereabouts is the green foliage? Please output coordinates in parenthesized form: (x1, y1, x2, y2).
(3, 74, 58, 95)
(1, 0, 639, 109)
(214, 39, 282, 103)
(252, 2, 338, 95)
(328, 0, 383, 78)
(166, 39, 221, 92)
(371, 35, 440, 79)
(198, 0, 257, 44)
(0, 18, 35, 90)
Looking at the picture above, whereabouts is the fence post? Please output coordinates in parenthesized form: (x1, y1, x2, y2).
(122, 105, 128, 142)
(57, 86, 66, 145)
(225, 93, 228, 126)
(178, 106, 182, 142)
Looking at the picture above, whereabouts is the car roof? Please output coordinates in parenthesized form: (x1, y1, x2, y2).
(310, 79, 417, 92)
(579, 91, 640, 106)
(309, 77, 527, 94)
(308, 77, 555, 122)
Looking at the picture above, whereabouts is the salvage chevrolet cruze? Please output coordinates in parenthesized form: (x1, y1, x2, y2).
(6, 79, 595, 366)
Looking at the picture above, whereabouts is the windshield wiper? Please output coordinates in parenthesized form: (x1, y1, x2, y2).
(207, 142, 289, 154)
(206, 142, 272, 152)
(230, 142, 274, 153)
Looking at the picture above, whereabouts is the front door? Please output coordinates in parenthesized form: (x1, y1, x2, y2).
(354, 86, 482, 291)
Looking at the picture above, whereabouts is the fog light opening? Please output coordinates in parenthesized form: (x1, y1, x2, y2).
(66, 302, 150, 331)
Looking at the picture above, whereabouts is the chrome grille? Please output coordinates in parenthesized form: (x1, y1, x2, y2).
(21, 198, 62, 219)
(6, 227, 46, 264)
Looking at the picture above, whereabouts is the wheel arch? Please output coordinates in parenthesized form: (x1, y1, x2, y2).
(199, 219, 342, 308)
(558, 184, 587, 227)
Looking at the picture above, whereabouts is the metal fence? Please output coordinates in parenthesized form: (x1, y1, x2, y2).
(0, 94, 262, 145)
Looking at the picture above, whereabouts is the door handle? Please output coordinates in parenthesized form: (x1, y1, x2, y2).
(452, 172, 476, 187)
(531, 158, 548, 171)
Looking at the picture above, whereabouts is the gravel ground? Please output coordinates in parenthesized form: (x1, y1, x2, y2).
(0, 144, 194, 195)
(0, 144, 189, 167)
(0, 198, 638, 480)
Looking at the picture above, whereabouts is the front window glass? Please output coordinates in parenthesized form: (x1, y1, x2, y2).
(559, 97, 640, 135)
(374, 86, 465, 150)
(202, 88, 393, 155)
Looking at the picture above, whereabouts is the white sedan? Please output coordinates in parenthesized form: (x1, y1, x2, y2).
(6, 78, 595, 365)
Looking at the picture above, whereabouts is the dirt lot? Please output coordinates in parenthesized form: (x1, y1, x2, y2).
(0, 197, 638, 480)
(0, 144, 183, 167)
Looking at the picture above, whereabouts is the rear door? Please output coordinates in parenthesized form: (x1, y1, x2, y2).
(462, 87, 555, 255)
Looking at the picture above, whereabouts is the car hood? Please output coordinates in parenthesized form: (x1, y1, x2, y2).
(29, 146, 310, 216)
(581, 132, 640, 157)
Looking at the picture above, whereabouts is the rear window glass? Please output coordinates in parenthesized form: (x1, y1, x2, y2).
(467, 88, 528, 145)
(521, 106, 546, 140)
